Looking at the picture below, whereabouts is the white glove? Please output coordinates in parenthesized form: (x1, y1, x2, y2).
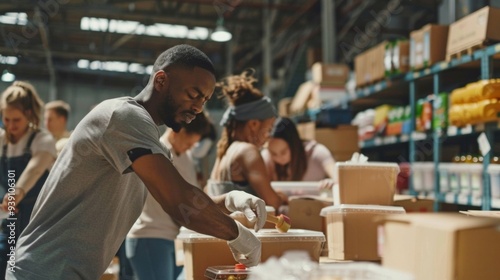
(227, 221, 261, 267)
(225, 191, 266, 231)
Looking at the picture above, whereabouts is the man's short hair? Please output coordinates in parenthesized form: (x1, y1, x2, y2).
(45, 100, 70, 120)
(152, 44, 216, 76)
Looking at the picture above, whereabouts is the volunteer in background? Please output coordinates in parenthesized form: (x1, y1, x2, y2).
(44, 100, 71, 155)
(191, 120, 216, 187)
(0, 81, 57, 277)
(262, 117, 336, 189)
(206, 69, 286, 211)
(7, 45, 265, 280)
(126, 112, 212, 280)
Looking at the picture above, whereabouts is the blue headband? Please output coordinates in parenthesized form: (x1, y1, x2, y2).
(220, 96, 277, 126)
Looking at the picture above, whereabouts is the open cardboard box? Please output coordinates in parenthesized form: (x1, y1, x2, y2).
(288, 195, 333, 232)
(379, 213, 500, 280)
(177, 228, 325, 280)
(393, 194, 434, 213)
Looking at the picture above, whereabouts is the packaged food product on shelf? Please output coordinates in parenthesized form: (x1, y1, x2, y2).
(412, 162, 434, 192)
(410, 23, 449, 70)
(487, 163, 500, 199)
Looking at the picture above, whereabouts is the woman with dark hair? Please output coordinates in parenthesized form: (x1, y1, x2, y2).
(207, 69, 286, 211)
(262, 117, 336, 189)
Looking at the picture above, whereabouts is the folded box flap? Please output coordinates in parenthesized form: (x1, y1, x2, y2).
(381, 213, 500, 231)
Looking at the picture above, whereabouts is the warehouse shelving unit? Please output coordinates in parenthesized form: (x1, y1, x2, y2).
(351, 43, 500, 211)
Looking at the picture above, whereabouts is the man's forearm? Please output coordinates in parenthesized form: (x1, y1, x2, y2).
(168, 186, 238, 241)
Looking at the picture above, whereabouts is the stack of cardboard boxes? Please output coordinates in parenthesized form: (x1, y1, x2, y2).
(289, 62, 350, 115)
(296, 122, 359, 162)
(320, 162, 405, 261)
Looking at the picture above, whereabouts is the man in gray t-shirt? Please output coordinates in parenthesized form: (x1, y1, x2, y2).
(6, 45, 266, 280)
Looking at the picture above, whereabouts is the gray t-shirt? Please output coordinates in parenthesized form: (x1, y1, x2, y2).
(7, 97, 170, 280)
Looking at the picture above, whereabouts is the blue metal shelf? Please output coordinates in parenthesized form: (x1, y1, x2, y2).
(355, 43, 500, 210)
(360, 134, 410, 149)
(415, 192, 483, 207)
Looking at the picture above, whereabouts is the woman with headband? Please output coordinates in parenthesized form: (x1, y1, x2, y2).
(207, 70, 286, 211)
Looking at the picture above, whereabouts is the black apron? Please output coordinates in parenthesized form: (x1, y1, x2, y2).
(0, 131, 49, 236)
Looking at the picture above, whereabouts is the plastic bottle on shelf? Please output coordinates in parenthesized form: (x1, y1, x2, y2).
(472, 155, 479, 163)
(491, 156, 500, 164)
(460, 155, 467, 163)
(465, 154, 473, 163)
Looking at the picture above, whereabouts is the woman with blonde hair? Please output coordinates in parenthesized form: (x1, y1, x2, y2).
(207, 70, 286, 212)
(0, 81, 56, 276)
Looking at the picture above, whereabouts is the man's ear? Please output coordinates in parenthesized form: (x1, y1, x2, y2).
(153, 70, 169, 91)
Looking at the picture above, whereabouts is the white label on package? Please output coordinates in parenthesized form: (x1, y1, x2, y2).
(478, 132, 491, 156)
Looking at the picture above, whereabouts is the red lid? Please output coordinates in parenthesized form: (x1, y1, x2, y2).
(234, 263, 246, 270)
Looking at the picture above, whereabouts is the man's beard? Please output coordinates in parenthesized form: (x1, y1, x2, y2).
(163, 93, 183, 132)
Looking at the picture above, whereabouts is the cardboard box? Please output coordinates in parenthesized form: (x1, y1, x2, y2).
(100, 275, 117, 280)
(277, 97, 292, 117)
(296, 122, 316, 141)
(320, 205, 405, 261)
(178, 229, 325, 280)
(334, 162, 400, 205)
(369, 41, 388, 83)
(410, 24, 449, 70)
(315, 125, 359, 154)
(288, 196, 333, 232)
(287, 195, 332, 257)
(331, 151, 356, 162)
(391, 40, 409, 74)
(393, 195, 434, 212)
(380, 213, 500, 280)
(289, 81, 315, 114)
(355, 51, 368, 87)
(446, 6, 500, 59)
(296, 123, 359, 157)
(100, 257, 119, 280)
(174, 238, 184, 266)
(312, 62, 350, 85)
(459, 210, 500, 218)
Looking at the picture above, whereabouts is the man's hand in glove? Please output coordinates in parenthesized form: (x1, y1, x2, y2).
(225, 190, 266, 231)
(227, 221, 261, 267)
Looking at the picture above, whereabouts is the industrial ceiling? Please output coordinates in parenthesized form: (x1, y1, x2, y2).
(0, 0, 441, 97)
